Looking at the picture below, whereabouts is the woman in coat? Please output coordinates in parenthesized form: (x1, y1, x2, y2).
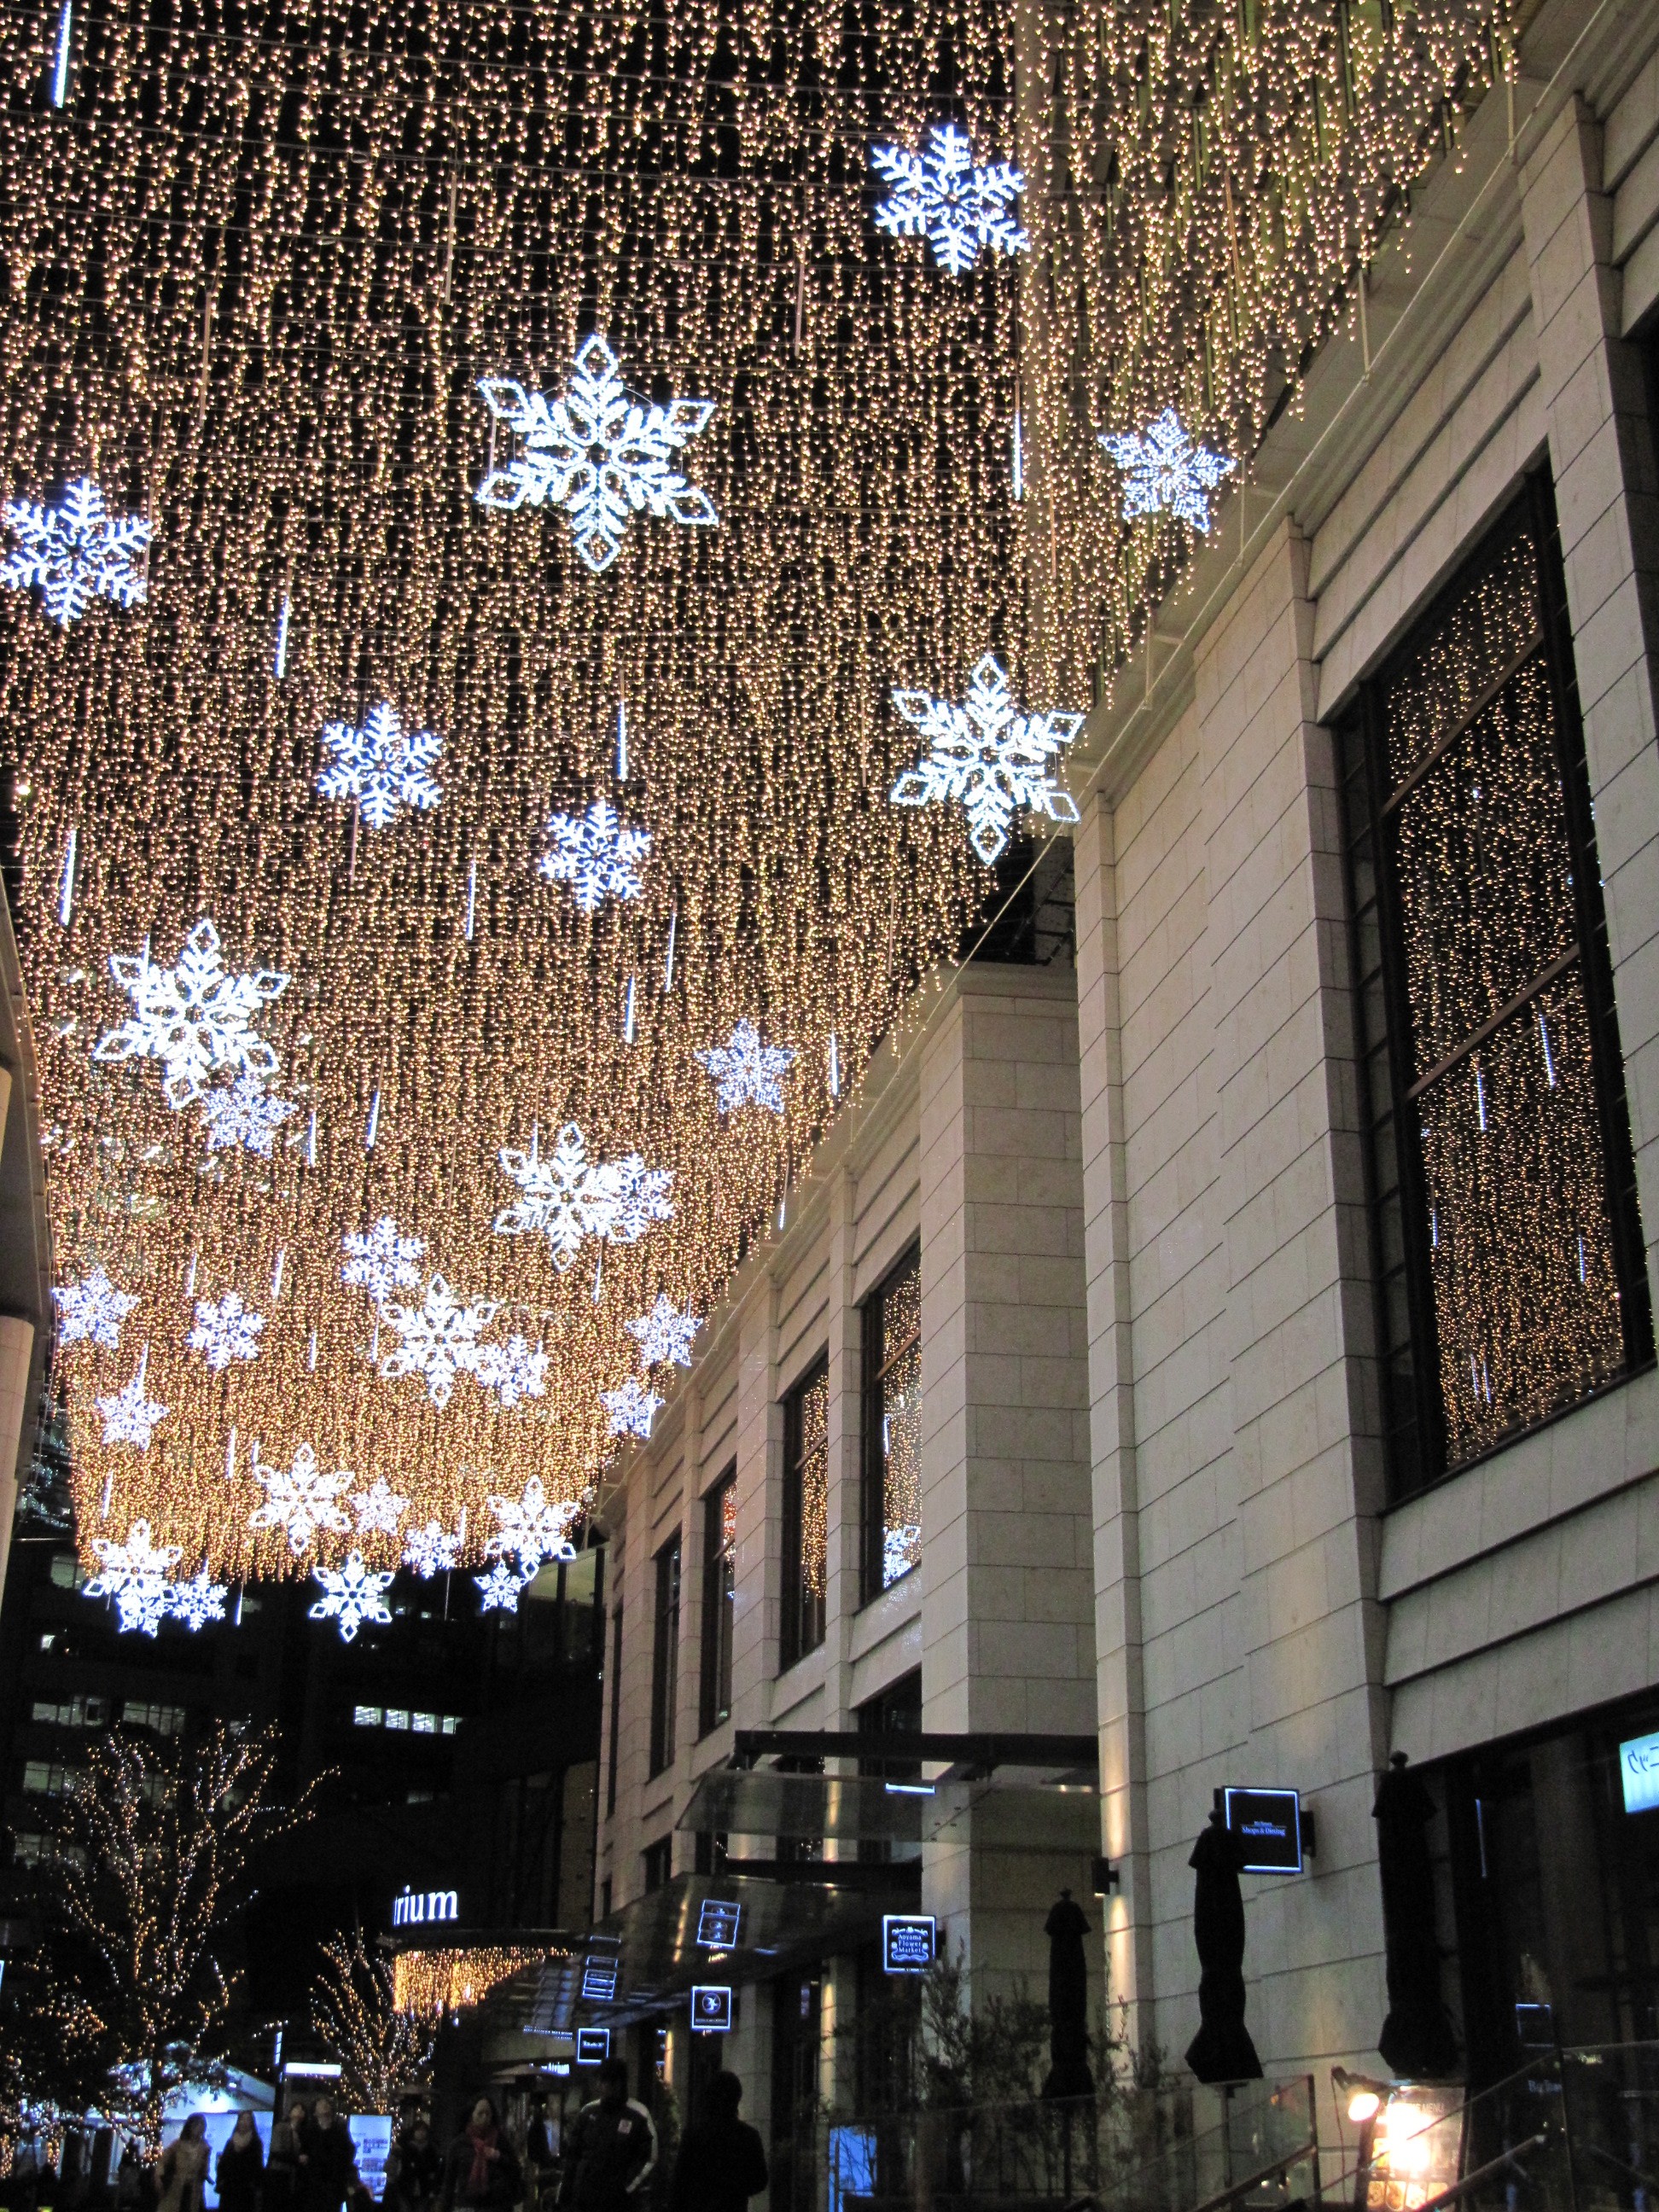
(156, 2119, 209, 2212)
(439, 2101, 521, 2212)
(215, 2115, 264, 2212)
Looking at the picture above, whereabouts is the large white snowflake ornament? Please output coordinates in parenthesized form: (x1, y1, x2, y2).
(486, 1475, 579, 1577)
(341, 1217, 426, 1304)
(1100, 408, 1236, 535)
(200, 1074, 298, 1158)
(247, 1442, 353, 1555)
(2, 479, 152, 628)
(696, 1020, 796, 1116)
(316, 704, 445, 830)
(84, 1521, 182, 1637)
(166, 1571, 230, 1633)
(378, 1273, 499, 1410)
(626, 1295, 701, 1370)
(870, 124, 1027, 276)
(472, 1335, 550, 1410)
(494, 1123, 672, 1270)
(475, 1559, 530, 1614)
(889, 654, 1083, 865)
(540, 800, 651, 914)
(310, 1551, 395, 1643)
(602, 1377, 663, 1441)
(403, 1520, 461, 1579)
(188, 1290, 265, 1371)
(95, 1347, 167, 1449)
(53, 1266, 138, 1349)
(92, 919, 288, 1110)
(475, 336, 719, 575)
(350, 1477, 410, 1536)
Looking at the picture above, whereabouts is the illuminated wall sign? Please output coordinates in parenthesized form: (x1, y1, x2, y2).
(1620, 1730, 1659, 1814)
(581, 1956, 619, 2001)
(1220, 1787, 1303, 1875)
(882, 1914, 936, 1973)
(690, 1985, 733, 2034)
(391, 1884, 459, 1928)
(574, 2028, 611, 2066)
(696, 1899, 742, 1947)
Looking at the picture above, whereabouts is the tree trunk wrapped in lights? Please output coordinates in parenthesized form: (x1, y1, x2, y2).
(311, 1933, 437, 2115)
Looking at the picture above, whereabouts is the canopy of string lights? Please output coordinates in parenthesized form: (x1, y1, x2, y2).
(0, 0, 1510, 1595)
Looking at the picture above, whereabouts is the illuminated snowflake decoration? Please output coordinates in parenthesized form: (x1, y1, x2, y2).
(474, 1559, 530, 1614)
(870, 124, 1027, 276)
(309, 1551, 395, 1643)
(602, 1377, 663, 1441)
(53, 1266, 138, 1349)
(626, 1295, 701, 1370)
(377, 1273, 499, 1411)
(350, 1477, 409, 1536)
(486, 1474, 579, 1577)
(94, 1348, 167, 1449)
(188, 1290, 264, 1371)
(472, 1335, 550, 1410)
(540, 800, 651, 914)
(92, 918, 289, 1110)
(1099, 408, 1236, 535)
(402, 1519, 461, 1579)
(341, 1217, 426, 1304)
(474, 336, 719, 575)
(884, 1524, 923, 1583)
(316, 703, 445, 830)
(889, 655, 1083, 866)
(696, 1020, 795, 1116)
(247, 1442, 352, 1555)
(200, 1074, 298, 1158)
(494, 1123, 673, 1271)
(85, 1521, 182, 1637)
(2, 479, 152, 628)
(166, 1571, 229, 1633)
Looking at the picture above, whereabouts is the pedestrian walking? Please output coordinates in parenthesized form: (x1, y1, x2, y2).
(667, 2075, 766, 2212)
(385, 2119, 442, 2212)
(265, 2106, 308, 2212)
(300, 2102, 357, 2212)
(439, 2100, 521, 2212)
(215, 2116, 264, 2212)
(557, 2062, 657, 2212)
(156, 2120, 209, 2212)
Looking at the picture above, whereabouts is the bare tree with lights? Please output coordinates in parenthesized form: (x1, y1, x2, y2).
(311, 1931, 435, 2115)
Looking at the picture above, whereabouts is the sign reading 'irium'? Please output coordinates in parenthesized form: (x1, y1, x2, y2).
(391, 1884, 459, 1928)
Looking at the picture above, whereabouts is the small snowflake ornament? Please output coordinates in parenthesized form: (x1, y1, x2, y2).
(341, 1217, 426, 1303)
(540, 800, 651, 913)
(188, 1290, 265, 1371)
(316, 703, 445, 830)
(200, 1074, 298, 1158)
(697, 1020, 796, 1115)
(403, 1519, 461, 1579)
(53, 1266, 138, 1349)
(626, 1295, 701, 1370)
(890, 654, 1083, 864)
(486, 1474, 579, 1576)
(95, 1346, 167, 1449)
(870, 124, 1027, 276)
(610, 1157, 676, 1243)
(475, 336, 719, 574)
(475, 1559, 530, 1614)
(166, 1571, 229, 1632)
(248, 1441, 352, 1554)
(378, 1273, 499, 1410)
(602, 1377, 663, 1441)
(472, 1335, 550, 1409)
(84, 1521, 182, 1636)
(350, 1477, 410, 1536)
(2, 479, 152, 627)
(1099, 408, 1236, 534)
(93, 918, 288, 1110)
(310, 1551, 395, 1642)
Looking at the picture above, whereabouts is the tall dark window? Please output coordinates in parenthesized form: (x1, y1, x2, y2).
(780, 1359, 828, 1668)
(605, 1602, 623, 1815)
(862, 1245, 923, 1599)
(649, 1534, 680, 1777)
(699, 1470, 736, 1736)
(1338, 478, 1650, 1496)
(642, 1836, 672, 1894)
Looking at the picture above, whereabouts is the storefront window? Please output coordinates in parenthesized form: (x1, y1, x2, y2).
(862, 1245, 923, 1598)
(781, 1359, 828, 1668)
(699, 1470, 736, 1734)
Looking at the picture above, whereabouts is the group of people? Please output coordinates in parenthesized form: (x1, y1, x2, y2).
(154, 2097, 361, 2212)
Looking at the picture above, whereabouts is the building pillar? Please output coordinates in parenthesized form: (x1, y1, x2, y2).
(0, 1311, 29, 1606)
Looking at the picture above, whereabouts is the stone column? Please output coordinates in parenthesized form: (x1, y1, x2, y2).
(0, 1311, 30, 1607)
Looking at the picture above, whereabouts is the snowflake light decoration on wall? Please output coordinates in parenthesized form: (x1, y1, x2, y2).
(53, 1266, 138, 1348)
(474, 1559, 529, 1614)
(92, 918, 288, 1109)
(1099, 408, 1236, 534)
(309, 1551, 395, 1642)
(472, 1335, 550, 1409)
(95, 1347, 167, 1449)
(870, 124, 1027, 276)
(341, 1217, 426, 1304)
(696, 1021, 796, 1116)
(403, 1520, 460, 1579)
(889, 655, 1083, 865)
(474, 336, 719, 575)
(200, 1074, 298, 1158)
(377, 1273, 499, 1410)
(540, 800, 651, 913)
(188, 1290, 264, 1371)
(626, 1295, 701, 1370)
(486, 1474, 579, 1576)
(247, 1442, 352, 1554)
(166, 1571, 229, 1632)
(2, 479, 152, 627)
(602, 1377, 662, 1441)
(494, 1123, 673, 1271)
(316, 704, 445, 830)
(350, 1477, 409, 1535)
(84, 1520, 182, 1636)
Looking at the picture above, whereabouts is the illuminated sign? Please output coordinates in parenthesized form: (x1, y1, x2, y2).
(574, 2028, 611, 2066)
(1220, 1787, 1303, 1875)
(690, 1985, 733, 2034)
(882, 1915, 936, 1974)
(391, 1884, 458, 1928)
(696, 1899, 742, 1947)
(1620, 1730, 1659, 1814)
(580, 1956, 619, 2001)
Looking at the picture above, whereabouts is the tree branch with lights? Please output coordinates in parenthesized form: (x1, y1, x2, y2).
(311, 1932, 435, 2115)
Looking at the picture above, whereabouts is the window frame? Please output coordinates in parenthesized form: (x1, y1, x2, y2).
(648, 1532, 681, 1778)
(780, 1354, 830, 1670)
(860, 1241, 923, 1604)
(699, 1467, 737, 1738)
